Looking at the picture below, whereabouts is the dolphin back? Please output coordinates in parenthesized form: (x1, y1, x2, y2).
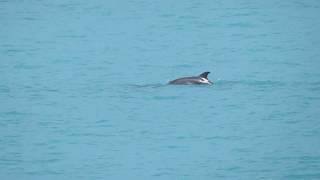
(169, 77, 203, 85)
(168, 71, 212, 85)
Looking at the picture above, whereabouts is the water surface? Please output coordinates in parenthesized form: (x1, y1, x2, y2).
(1, 0, 320, 179)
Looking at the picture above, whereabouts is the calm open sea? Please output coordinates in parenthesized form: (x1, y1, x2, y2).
(1, 0, 320, 179)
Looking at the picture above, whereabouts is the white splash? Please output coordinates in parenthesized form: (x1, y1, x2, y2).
(200, 78, 210, 84)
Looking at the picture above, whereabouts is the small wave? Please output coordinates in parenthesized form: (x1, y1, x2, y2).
(215, 80, 286, 87)
(152, 95, 182, 100)
(126, 84, 167, 89)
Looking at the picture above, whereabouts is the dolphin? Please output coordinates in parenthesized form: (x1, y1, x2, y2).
(168, 72, 213, 85)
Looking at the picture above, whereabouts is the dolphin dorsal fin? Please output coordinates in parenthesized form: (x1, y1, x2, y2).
(199, 72, 210, 79)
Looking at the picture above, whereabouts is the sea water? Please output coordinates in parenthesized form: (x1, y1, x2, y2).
(1, 0, 320, 179)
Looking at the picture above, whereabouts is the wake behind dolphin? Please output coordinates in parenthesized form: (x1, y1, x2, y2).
(168, 72, 213, 85)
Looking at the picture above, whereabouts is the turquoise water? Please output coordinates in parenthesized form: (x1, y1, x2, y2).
(1, 0, 320, 179)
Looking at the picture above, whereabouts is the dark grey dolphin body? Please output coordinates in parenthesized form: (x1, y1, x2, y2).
(168, 72, 213, 85)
